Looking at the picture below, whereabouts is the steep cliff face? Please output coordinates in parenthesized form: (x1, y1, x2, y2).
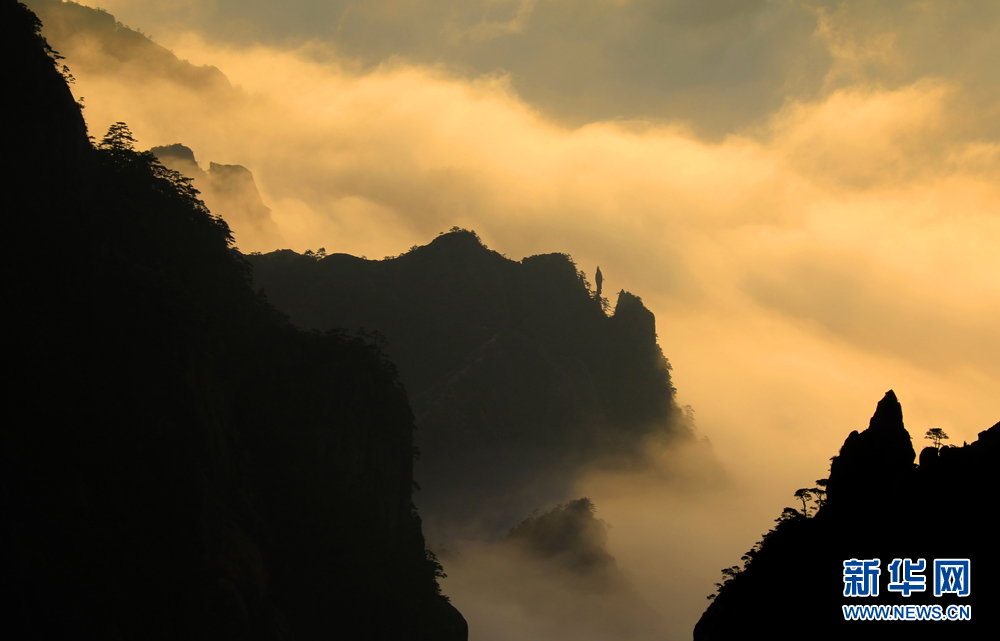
(249, 231, 693, 539)
(694, 391, 997, 641)
(1, 3, 463, 639)
(3, 0, 88, 194)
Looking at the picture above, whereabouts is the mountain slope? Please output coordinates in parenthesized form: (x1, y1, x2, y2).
(694, 391, 997, 640)
(1, 2, 463, 639)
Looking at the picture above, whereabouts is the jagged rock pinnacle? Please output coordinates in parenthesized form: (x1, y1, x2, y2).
(825, 390, 915, 512)
(867, 389, 904, 432)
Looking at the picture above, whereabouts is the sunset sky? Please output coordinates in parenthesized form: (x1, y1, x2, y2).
(31, 1, 1000, 637)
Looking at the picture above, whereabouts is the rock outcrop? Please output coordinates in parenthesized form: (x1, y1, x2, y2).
(825, 390, 916, 514)
(694, 392, 997, 641)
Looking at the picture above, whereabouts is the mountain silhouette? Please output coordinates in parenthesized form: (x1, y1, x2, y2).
(24, 0, 712, 543)
(150, 144, 284, 250)
(2, 2, 463, 639)
(248, 231, 700, 539)
(694, 391, 997, 640)
(24, 0, 233, 94)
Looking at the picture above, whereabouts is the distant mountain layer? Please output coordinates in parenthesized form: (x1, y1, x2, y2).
(2, 2, 462, 639)
(437, 497, 665, 639)
(248, 234, 694, 539)
(151, 143, 284, 249)
(24, 0, 284, 253)
(25, 0, 233, 93)
(695, 390, 998, 640)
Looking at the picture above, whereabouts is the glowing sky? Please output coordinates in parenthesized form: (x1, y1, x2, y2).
(30, 1, 1000, 637)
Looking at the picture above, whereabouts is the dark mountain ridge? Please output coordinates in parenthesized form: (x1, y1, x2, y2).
(695, 390, 998, 640)
(248, 231, 700, 539)
(2, 2, 463, 639)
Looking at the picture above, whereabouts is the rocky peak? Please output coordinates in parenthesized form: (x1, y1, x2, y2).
(610, 290, 657, 346)
(825, 390, 915, 513)
(150, 143, 197, 165)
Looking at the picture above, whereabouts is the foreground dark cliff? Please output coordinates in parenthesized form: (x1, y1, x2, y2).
(248, 233, 698, 539)
(1, 2, 463, 639)
(695, 390, 998, 640)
